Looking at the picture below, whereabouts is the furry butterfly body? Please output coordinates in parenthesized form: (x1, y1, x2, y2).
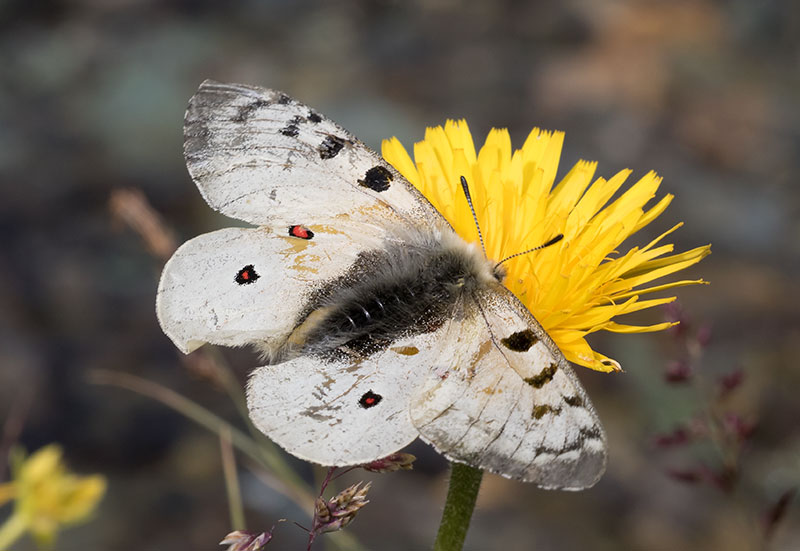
(157, 81, 607, 489)
(273, 227, 497, 362)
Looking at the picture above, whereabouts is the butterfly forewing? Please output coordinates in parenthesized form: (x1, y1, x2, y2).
(410, 286, 607, 489)
(184, 80, 442, 228)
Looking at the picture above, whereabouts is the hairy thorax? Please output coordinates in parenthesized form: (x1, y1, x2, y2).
(279, 228, 501, 360)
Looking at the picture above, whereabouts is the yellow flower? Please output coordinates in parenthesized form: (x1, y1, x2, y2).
(0, 445, 106, 549)
(382, 120, 710, 372)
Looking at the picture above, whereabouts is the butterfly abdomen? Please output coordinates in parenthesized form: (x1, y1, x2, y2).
(287, 229, 495, 359)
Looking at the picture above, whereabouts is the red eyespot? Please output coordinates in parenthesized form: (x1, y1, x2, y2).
(359, 390, 382, 409)
(289, 225, 314, 240)
(235, 265, 260, 285)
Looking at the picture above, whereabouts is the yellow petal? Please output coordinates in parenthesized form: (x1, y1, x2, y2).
(604, 321, 679, 333)
(381, 137, 419, 186)
(20, 445, 63, 482)
(381, 121, 709, 373)
(57, 475, 107, 523)
(6, 444, 107, 546)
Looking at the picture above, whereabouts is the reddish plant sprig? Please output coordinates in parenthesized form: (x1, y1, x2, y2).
(717, 369, 744, 398)
(655, 303, 795, 542)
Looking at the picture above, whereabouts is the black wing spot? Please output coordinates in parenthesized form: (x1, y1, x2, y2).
(501, 329, 539, 352)
(232, 99, 269, 122)
(524, 363, 558, 388)
(280, 124, 299, 137)
(359, 390, 382, 409)
(581, 426, 603, 439)
(564, 395, 584, 407)
(235, 265, 260, 285)
(280, 115, 305, 137)
(358, 166, 393, 192)
(319, 135, 346, 159)
(307, 110, 322, 123)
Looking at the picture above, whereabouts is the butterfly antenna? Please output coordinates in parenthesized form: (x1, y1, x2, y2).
(460, 175, 487, 257)
(494, 234, 564, 269)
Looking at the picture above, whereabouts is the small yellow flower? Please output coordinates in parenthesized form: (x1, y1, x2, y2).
(0, 445, 107, 549)
(382, 121, 710, 372)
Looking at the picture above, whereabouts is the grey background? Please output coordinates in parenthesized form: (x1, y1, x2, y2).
(1, 1, 798, 550)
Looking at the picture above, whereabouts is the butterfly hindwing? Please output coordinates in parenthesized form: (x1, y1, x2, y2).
(184, 80, 442, 228)
(410, 285, 607, 489)
(246, 331, 452, 466)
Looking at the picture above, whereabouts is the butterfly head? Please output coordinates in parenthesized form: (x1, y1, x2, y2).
(492, 262, 507, 283)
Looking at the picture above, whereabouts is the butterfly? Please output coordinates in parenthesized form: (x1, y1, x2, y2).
(157, 80, 607, 489)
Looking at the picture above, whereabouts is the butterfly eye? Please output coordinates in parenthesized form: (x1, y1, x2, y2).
(235, 265, 260, 285)
(359, 390, 382, 409)
(288, 225, 314, 240)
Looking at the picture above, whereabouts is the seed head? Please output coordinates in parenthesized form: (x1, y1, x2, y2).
(312, 482, 371, 535)
(219, 530, 272, 551)
(362, 453, 416, 473)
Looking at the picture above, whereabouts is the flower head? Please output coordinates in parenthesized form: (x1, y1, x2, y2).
(383, 121, 710, 372)
(0, 445, 106, 548)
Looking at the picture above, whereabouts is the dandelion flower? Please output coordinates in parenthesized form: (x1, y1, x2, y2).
(0, 445, 106, 548)
(383, 121, 710, 372)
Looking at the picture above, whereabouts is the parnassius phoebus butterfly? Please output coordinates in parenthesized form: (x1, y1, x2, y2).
(157, 80, 607, 489)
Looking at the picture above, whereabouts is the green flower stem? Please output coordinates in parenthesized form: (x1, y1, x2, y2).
(0, 512, 27, 550)
(433, 463, 483, 551)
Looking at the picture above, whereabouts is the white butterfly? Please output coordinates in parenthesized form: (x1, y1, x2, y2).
(157, 80, 607, 489)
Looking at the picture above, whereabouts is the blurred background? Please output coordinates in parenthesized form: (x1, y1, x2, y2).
(1, 1, 799, 549)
